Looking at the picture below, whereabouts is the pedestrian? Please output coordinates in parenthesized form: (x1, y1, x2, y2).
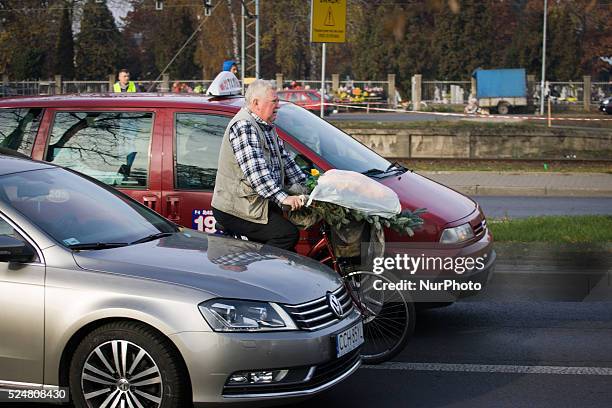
(211, 80, 307, 251)
(113, 69, 139, 93)
(222, 60, 239, 76)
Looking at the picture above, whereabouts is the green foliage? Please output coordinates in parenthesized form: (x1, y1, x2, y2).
(305, 201, 426, 237)
(55, 3, 75, 79)
(0, 0, 58, 79)
(76, 0, 122, 80)
(0, 0, 608, 81)
(489, 216, 612, 243)
(433, 0, 494, 80)
(547, 5, 581, 81)
(153, 5, 199, 79)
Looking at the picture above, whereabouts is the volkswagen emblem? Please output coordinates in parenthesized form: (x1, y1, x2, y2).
(327, 292, 343, 318)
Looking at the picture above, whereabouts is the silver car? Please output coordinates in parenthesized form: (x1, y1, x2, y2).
(0, 156, 363, 407)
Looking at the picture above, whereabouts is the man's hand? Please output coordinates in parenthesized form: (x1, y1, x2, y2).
(282, 195, 304, 211)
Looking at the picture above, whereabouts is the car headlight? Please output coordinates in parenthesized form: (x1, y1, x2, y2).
(199, 299, 297, 332)
(603, 99, 610, 105)
(440, 223, 474, 244)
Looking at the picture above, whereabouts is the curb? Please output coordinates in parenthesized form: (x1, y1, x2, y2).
(418, 171, 612, 197)
(451, 185, 612, 197)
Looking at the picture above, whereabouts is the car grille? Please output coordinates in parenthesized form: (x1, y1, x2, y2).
(473, 219, 487, 236)
(222, 349, 361, 396)
(284, 285, 354, 331)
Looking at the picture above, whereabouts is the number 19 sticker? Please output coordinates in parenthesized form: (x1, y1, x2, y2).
(192, 209, 216, 233)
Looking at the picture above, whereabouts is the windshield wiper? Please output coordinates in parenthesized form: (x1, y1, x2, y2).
(68, 242, 129, 250)
(129, 232, 174, 245)
(361, 168, 386, 176)
(386, 161, 407, 173)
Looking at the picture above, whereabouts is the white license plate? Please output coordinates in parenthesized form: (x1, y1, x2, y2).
(335, 320, 364, 358)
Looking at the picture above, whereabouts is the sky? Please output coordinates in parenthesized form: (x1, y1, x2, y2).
(109, 1, 133, 28)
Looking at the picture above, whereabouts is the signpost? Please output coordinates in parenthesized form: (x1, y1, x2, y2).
(310, 0, 347, 117)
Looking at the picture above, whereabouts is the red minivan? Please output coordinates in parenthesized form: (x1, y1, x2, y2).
(0, 92, 495, 299)
(278, 89, 334, 115)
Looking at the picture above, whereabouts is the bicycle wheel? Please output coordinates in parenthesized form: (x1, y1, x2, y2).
(342, 271, 415, 364)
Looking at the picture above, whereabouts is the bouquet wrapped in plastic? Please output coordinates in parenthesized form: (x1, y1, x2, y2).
(307, 169, 401, 218)
(290, 169, 425, 259)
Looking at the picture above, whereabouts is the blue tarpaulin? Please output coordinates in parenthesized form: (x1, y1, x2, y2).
(473, 69, 526, 98)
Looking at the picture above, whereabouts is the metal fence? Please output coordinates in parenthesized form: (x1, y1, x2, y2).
(62, 81, 109, 94)
(2, 76, 609, 111)
(0, 79, 217, 96)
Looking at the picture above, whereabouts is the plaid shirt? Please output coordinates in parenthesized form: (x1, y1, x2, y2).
(229, 110, 306, 207)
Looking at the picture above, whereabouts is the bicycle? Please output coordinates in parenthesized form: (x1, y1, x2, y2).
(215, 206, 415, 364)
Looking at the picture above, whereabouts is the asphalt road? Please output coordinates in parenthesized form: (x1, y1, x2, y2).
(289, 266, 612, 408)
(9, 264, 612, 408)
(471, 196, 612, 218)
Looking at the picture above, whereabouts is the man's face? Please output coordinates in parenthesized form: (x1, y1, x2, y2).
(118, 72, 130, 85)
(252, 89, 280, 123)
(230, 65, 238, 75)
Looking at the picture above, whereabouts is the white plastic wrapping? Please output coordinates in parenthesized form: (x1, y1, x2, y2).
(306, 169, 401, 218)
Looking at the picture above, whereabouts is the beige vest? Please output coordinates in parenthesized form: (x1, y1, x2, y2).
(212, 108, 285, 224)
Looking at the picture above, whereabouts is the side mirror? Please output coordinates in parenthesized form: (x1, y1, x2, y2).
(0, 236, 35, 263)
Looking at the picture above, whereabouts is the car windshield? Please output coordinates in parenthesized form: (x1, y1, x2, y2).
(275, 104, 391, 174)
(0, 168, 177, 248)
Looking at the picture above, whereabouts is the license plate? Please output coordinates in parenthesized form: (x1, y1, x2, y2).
(335, 320, 364, 358)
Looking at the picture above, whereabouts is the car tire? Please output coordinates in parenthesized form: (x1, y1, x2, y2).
(69, 321, 189, 408)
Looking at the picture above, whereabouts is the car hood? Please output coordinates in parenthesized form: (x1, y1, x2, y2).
(379, 170, 476, 240)
(73, 231, 342, 305)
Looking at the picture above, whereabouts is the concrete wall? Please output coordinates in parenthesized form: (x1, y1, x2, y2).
(342, 128, 612, 160)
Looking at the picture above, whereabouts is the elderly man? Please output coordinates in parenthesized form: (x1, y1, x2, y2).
(212, 80, 306, 251)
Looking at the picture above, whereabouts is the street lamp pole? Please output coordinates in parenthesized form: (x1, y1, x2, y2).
(539, 0, 548, 115)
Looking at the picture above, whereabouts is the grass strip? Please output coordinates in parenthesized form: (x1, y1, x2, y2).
(488, 215, 612, 243)
(402, 159, 612, 173)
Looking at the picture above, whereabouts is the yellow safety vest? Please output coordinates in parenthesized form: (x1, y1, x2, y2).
(113, 81, 137, 93)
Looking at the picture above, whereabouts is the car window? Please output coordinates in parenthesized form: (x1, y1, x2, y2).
(0, 168, 176, 248)
(46, 111, 153, 189)
(0, 108, 43, 156)
(276, 104, 390, 173)
(286, 93, 299, 102)
(308, 93, 321, 102)
(283, 144, 318, 174)
(0, 216, 39, 263)
(175, 113, 228, 190)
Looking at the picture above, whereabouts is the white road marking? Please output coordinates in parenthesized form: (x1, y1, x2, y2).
(362, 362, 612, 376)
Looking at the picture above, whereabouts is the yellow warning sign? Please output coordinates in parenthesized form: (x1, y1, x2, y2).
(310, 0, 346, 43)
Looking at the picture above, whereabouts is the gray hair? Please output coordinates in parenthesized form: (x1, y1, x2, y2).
(245, 79, 277, 105)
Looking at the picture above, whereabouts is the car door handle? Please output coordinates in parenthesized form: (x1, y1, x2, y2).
(142, 195, 158, 212)
(167, 196, 180, 222)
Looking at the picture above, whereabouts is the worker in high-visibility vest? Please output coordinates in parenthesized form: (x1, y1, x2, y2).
(113, 69, 139, 93)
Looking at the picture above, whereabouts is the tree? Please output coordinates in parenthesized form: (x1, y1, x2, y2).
(0, 0, 60, 79)
(432, 2, 464, 80)
(547, 4, 581, 80)
(152, 2, 199, 79)
(194, 0, 234, 79)
(55, 1, 75, 79)
(76, 0, 122, 80)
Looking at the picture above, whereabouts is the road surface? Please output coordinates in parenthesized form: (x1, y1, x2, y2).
(472, 196, 612, 218)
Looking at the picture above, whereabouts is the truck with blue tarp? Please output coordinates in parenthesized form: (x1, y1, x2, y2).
(473, 68, 527, 114)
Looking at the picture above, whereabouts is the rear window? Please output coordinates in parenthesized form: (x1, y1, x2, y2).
(46, 111, 153, 188)
(0, 108, 43, 155)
